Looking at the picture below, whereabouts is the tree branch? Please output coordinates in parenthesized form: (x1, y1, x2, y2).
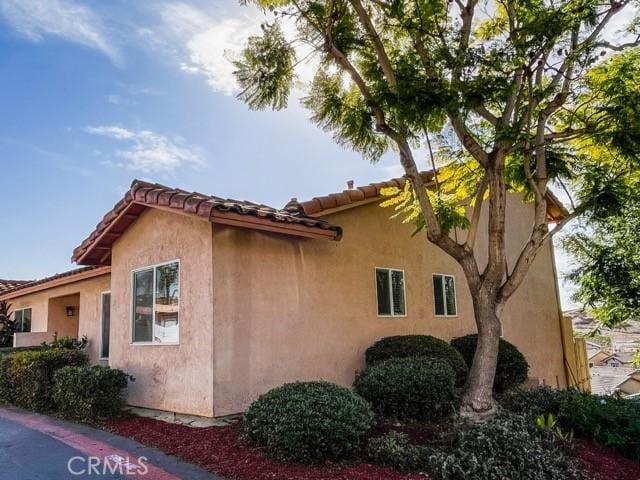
(349, 0, 398, 93)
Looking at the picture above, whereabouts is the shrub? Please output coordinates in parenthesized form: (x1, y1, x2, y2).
(244, 381, 375, 463)
(425, 415, 585, 480)
(367, 431, 425, 473)
(52, 365, 132, 421)
(0, 349, 87, 410)
(354, 357, 456, 421)
(365, 335, 468, 386)
(42, 333, 88, 351)
(500, 387, 640, 460)
(450, 334, 529, 391)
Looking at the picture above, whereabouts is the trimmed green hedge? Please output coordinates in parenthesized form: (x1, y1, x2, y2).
(0, 349, 87, 410)
(52, 366, 132, 421)
(365, 335, 468, 386)
(244, 381, 375, 463)
(450, 334, 529, 391)
(354, 356, 456, 421)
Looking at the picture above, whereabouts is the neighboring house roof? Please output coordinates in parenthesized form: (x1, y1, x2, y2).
(615, 371, 640, 396)
(72, 180, 342, 266)
(0, 266, 111, 300)
(0, 279, 31, 294)
(602, 352, 634, 365)
(590, 366, 636, 395)
(285, 171, 569, 221)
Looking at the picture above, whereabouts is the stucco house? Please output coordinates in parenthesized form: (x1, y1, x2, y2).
(1, 174, 577, 417)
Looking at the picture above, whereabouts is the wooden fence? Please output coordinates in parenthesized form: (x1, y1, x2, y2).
(560, 315, 591, 392)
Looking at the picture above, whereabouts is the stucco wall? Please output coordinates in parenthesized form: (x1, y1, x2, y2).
(211, 193, 566, 416)
(109, 208, 215, 417)
(5, 274, 111, 362)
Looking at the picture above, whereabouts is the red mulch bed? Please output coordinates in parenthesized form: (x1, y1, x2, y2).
(106, 415, 640, 480)
(105, 415, 424, 480)
(574, 439, 640, 480)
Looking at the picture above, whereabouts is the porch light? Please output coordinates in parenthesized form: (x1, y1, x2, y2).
(66, 306, 75, 317)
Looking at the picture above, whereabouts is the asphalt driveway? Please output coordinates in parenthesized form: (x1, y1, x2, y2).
(0, 407, 223, 480)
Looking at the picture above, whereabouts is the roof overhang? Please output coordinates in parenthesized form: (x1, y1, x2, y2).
(0, 266, 111, 300)
(295, 172, 570, 222)
(72, 181, 341, 266)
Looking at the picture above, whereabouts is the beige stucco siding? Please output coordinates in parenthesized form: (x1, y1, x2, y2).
(4, 274, 110, 362)
(109, 208, 215, 417)
(211, 194, 566, 416)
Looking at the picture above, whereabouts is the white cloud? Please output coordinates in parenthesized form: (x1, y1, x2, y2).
(0, 0, 120, 64)
(144, 3, 260, 96)
(85, 125, 205, 174)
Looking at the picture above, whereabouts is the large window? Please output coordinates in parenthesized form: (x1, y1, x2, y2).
(100, 292, 111, 359)
(433, 274, 457, 316)
(13, 307, 32, 333)
(376, 268, 406, 316)
(132, 261, 179, 344)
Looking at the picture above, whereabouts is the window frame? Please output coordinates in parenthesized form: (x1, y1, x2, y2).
(375, 267, 407, 318)
(99, 291, 111, 360)
(13, 306, 33, 333)
(432, 273, 458, 318)
(130, 259, 181, 346)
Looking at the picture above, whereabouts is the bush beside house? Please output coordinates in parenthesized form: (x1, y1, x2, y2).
(451, 334, 529, 391)
(354, 356, 456, 421)
(365, 335, 468, 386)
(52, 365, 132, 422)
(0, 349, 88, 410)
(244, 381, 375, 463)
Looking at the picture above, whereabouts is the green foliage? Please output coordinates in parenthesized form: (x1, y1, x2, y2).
(244, 381, 375, 463)
(41, 333, 88, 351)
(354, 356, 456, 421)
(451, 334, 529, 392)
(233, 23, 295, 111)
(366, 431, 425, 473)
(52, 366, 132, 422)
(535, 414, 574, 443)
(0, 301, 15, 348)
(564, 201, 640, 327)
(303, 70, 390, 161)
(0, 349, 87, 410)
(364, 334, 468, 386)
(425, 415, 585, 480)
(500, 387, 640, 460)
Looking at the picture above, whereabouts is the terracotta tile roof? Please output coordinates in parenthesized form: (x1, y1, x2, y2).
(72, 180, 342, 266)
(0, 266, 110, 298)
(0, 279, 31, 294)
(286, 170, 569, 221)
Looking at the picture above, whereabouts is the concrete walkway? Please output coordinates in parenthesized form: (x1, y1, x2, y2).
(0, 407, 224, 479)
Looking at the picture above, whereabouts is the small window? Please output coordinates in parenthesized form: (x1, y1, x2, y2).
(13, 307, 32, 333)
(132, 261, 180, 344)
(433, 274, 457, 316)
(376, 268, 406, 316)
(100, 292, 111, 359)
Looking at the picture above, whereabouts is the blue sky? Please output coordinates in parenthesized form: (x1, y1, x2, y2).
(0, 0, 580, 307)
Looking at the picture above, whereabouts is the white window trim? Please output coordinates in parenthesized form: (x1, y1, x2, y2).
(433, 273, 458, 318)
(130, 259, 180, 346)
(99, 291, 111, 361)
(12, 306, 33, 332)
(375, 267, 407, 318)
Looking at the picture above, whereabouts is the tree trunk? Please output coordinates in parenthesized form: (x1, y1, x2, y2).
(461, 296, 502, 419)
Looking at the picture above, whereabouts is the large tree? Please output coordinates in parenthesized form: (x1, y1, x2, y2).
(233, 0, 640, 414)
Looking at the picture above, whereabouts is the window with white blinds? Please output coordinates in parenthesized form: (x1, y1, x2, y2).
(375, 268, 406, 316)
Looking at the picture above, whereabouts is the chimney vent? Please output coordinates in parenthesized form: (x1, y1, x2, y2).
(346, 180, 354, 190)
